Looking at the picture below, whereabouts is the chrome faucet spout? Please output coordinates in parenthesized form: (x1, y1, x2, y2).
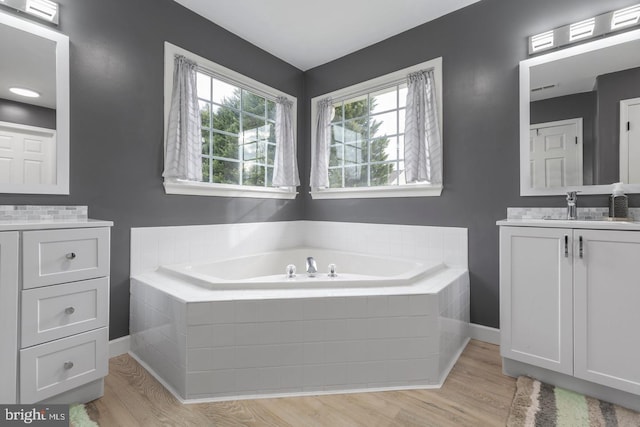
(566, 191, 578, 220)
(306, 257, 317, 276)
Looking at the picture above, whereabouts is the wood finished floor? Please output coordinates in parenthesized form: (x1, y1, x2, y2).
(86, 340, 516, 427)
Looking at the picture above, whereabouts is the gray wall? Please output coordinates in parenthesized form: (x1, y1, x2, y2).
(0, 0, 305, 339)
(303, 0, 638, 329)
(531, 92, 597, 185)
(596, 66, 640, 184)
(0, 98, 56, 129)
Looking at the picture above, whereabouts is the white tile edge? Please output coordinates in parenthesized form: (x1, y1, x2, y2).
(469, 323, 500, 345)
(437, 337, 471, 384)
(128, 349, 446, 405)
(128, 350, 187, 403)
(109, 335, 131, 358)
(181, 384, 443, 405)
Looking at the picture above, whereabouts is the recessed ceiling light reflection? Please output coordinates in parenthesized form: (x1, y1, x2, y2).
(9, 87, 41, 98)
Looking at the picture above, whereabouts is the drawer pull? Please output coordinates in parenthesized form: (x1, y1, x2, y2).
(63, 361, 74, 370)
(66, 252, 77, 260)
(64, 307, 75, 315)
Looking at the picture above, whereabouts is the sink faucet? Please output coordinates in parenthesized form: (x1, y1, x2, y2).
(566, 191, 578, 220)
(306, 257, 317, 277)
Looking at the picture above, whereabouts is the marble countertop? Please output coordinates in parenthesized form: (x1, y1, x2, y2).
(0, 218, 113, 231)
(497, 218, 640, 231)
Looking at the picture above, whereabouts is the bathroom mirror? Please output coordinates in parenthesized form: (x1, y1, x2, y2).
(520, 28, 640, 196)
(0, 10, 69, 194)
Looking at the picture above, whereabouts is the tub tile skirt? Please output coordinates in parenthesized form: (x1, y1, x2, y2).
(129, 271, 470, 401)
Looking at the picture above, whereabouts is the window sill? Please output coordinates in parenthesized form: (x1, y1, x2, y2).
(310, 184, 443, 200)
(163, 179, 297, 199)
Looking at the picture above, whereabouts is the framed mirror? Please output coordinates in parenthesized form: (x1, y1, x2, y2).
(0, 10, 69, 194)
(520, 28, 640, 196)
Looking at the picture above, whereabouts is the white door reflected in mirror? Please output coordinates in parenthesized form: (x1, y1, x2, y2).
(529, 118, 583, 189)
(0, 122, 56, 186)
(620, 97, 640, 184)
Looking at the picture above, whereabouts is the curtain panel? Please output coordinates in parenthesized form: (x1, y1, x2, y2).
(162, 55, 202, 181)
(272, 96, 300, 188)
(310, 98, 333, 189)
(404, 69, 442, 184)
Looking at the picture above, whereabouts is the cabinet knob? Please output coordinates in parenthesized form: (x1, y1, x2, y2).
(66, 252, 77, 260)
(63, 361, 74, 370)
(64, 307, 75, 315)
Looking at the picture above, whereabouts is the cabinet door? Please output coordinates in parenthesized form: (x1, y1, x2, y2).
(0, 231, 19, 404)
(500, 226, 573, 375)
(574, 229, 640, 395)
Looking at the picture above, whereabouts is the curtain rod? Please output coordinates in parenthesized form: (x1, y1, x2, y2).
(196, 64, 281, 104)
(328, 66, 434, 105)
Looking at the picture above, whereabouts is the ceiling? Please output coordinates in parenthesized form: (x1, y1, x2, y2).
(0, 23, 56, 109)
(173, 0, 483, 71)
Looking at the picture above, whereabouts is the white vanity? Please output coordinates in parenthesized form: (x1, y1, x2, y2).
(498, 217, 640, 411)
(0, 210, 112, 404)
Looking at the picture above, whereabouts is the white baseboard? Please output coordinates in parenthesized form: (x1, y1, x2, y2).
(469, 323, 500, 345)
(109, 335, 131, 358)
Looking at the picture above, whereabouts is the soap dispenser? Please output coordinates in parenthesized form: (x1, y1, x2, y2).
(609, 182, 629, 220)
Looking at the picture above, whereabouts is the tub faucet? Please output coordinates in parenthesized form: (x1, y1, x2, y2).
(306, 257, 317, 277)
(566, 191, 578, 220)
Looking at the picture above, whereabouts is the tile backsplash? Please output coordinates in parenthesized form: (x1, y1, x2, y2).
(0, 205, 88, 221)
(130, 221, 468, 276)
(507, 207, 640, 221)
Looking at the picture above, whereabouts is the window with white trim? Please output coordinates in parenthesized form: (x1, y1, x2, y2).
(310, 57, 443, 200)
(163, 42, 297, 199)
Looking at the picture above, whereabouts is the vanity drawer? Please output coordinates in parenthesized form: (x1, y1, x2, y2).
(22, 227, 110, 289)
(20, 327, 108, 404)
(21, 277, 109, 348)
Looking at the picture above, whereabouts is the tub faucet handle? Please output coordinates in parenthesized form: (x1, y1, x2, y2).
(328, 263, 337, 277)
(286, 264, 296, 278)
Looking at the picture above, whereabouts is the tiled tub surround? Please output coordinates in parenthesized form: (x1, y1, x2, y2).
(130, 221, 469, 402)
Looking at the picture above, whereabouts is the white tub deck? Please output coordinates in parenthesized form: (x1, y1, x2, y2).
(130, 266, 469, 402)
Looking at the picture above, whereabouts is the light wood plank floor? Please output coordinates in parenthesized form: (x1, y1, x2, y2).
(86, 340, 516, 426)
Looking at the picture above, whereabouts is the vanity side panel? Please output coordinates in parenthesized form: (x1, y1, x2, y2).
(0, 231, 19, 404)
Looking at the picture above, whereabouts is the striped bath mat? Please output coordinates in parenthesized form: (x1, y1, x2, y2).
(507, 376, 640, 426)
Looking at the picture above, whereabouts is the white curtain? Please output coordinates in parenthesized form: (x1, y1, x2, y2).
(162, 55, 202, 181)
(272, 96, 300, 188)
(310, 98, 332, 189)
(404, 69, 442, 184)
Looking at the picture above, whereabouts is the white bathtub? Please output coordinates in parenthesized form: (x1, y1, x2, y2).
(158, 248, 444, 290)
(130, 222, 470, 403)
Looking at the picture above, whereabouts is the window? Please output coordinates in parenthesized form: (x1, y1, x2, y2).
(163, 42, 297, 199)
(197, 72, 276, 187)
(329, 84, 408, 188)
(311, 57, 443, 199)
